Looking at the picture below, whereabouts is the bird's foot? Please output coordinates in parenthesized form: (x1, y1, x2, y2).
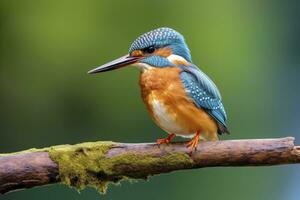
(186, 131, 200, 152)
(156, 133, 176, 145)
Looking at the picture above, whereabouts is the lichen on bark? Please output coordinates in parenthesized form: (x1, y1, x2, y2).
(1, 141, 194, 194)
(47, 141, 194, 193)
(48, 141, 115, 193)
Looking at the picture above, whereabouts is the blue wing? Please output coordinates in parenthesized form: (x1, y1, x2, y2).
(179, 65, 229, 134)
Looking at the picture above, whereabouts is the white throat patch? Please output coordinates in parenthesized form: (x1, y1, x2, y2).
(133, 62, 153, 71)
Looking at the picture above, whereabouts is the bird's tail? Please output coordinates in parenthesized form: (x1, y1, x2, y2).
(217, 124, 230, 135)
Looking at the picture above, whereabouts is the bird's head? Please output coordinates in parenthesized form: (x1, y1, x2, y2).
(88, 27, 192, 74)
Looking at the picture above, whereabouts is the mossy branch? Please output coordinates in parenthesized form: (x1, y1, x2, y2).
(1, 137, 300, 195)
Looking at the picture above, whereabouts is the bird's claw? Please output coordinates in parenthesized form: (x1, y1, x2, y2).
(156, 133, 176, 145)
(156, 138, 170, 145)
(186, 131, 200, 153)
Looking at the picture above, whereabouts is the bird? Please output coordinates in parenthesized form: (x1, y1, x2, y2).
(88, 27, 229, 151)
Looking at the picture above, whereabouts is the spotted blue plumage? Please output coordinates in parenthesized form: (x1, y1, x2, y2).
(180, 65, 229, 134)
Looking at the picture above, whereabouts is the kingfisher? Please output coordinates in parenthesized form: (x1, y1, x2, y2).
(88, 27, 229, 151)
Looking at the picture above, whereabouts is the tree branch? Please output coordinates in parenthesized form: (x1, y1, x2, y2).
(1, 137, 300, 194)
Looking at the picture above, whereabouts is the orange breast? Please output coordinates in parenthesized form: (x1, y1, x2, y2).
(139, 67, 218, 140)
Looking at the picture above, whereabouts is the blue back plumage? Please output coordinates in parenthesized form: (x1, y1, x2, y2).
(180, 65, 229, 134)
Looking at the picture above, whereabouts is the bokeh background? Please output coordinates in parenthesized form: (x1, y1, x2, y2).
(1, 0, 300, 199)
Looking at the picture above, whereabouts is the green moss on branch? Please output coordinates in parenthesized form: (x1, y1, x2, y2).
(1, 141, 194, 193)
(47, 142, 193, 193)
(2, 137, 299, 195)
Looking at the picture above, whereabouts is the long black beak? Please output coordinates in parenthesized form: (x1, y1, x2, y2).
(88, 54, 142, 74)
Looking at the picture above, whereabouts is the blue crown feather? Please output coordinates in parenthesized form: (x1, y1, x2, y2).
(129, 27, 192, 62)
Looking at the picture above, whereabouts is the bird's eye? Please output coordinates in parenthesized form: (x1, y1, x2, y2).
(143, 46, 155, 54)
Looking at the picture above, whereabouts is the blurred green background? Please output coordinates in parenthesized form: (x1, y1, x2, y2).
(1, 0, 299, 199)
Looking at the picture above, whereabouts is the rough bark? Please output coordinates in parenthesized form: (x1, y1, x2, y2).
(0, 152, 59, 194)
(1, 137, 300, 194)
